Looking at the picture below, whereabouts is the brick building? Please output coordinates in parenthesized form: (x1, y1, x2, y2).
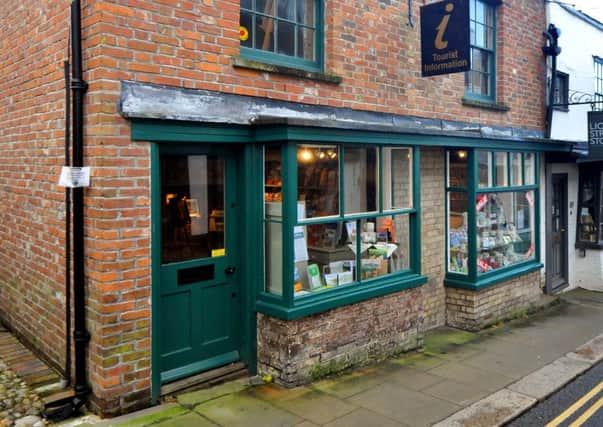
(0, 0, 572, 416)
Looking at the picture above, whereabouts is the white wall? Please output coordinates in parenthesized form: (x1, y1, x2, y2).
(549, 3, 603, 142)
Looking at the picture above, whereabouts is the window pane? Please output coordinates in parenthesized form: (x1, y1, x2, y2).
(384, 147, 412, 210)
(241, 0, 251, 9)
(510, 152, 522, 186)
(359, 216, 410, 279)
(298, 145, 339, 218)
(277, 21, 295, 56)
(265, 146, 282, 202)
(477, 150, 492, 188)
(298, 0, 314, 25)
(298, 27, 315, 60)
(297, 220, 357, 296)
(447, 150, 468, 188)
(477, 191, 535, 274)
(161, 155, 225, 264)
(475, 0, 485, 23)
(265, 220, 283, 295)
(448, 192, 468, 274)
(524, 153, 535, 185)
(475, 23, 485, 48)
(240, 10, 253, 49)
(278, 0, 296, 19)
(344, 146, 378, 215)
(495, 152, 508, 186)
(256, 16, 275, 52)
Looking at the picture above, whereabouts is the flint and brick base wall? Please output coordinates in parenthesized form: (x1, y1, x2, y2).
(257, 287, 424, 386)
(445, 270, 543, 331)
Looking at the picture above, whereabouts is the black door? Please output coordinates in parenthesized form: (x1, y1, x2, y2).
(549, 173, 568, 292)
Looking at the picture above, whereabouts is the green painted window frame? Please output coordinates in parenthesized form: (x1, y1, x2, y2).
(465, 0, 497, 102)
(257, 143, 426, 320)
(445, 148, 542, 291)
(240, 0, 324, 72)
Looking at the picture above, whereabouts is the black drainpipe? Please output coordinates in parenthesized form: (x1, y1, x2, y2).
(543, 24, 561, 139)
(44, 0, 90, 420)
(63, 60, 72, 388)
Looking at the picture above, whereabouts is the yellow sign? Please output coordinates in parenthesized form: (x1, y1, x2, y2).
(212, 248, 225, 257)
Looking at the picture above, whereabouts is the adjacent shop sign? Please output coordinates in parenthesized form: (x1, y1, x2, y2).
(420, 0, 470, 77)
(58, 166, 91, 188)
(587, 111, 603, 159)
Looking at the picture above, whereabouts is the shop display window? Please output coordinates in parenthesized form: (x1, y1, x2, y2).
(447, 149, 540, 288)
(262, 143, 423, 314)
(576, 165, 603, 248)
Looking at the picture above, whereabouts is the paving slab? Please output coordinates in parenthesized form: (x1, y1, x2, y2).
(312, 366, 389, 399)
(347, 381, 460, 427)
(389, 351, 446, 371)
(427, 361, 515, 392)
(462, 348, 547, 379)
(507, 356, 592, 400)
(193, 392, 303, 427)
(422, 379, 491, 406)
(153, 412, 217, 427)
(432, 389, 536, 427)
(383, 365, 444, 391)
(268, 388, 358, 425)
(92, 404, 188, 427)
(176, 378, 249, 407)
(323, 407, 406, 427)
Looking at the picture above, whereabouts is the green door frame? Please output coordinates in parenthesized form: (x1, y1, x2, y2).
(150, 142, 260, 402)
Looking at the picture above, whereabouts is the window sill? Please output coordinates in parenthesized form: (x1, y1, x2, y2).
(575, 241, 603, 250)
(553, 106, 570, 113)
(444, 261, 543, 291)
(255, 273, 427, 320)
(462, 97, 510, 112)
(232, 57, 343, 85)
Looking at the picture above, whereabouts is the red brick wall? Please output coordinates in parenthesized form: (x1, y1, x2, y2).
(0, 0, 70, 371)
(0, 0, 546, 416)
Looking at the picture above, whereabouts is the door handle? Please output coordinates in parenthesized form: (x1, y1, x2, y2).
(225, 266, 236, 275)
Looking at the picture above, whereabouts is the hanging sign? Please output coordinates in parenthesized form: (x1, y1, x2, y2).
(420, 0, 470, 77)
(587, 111, 603, 159)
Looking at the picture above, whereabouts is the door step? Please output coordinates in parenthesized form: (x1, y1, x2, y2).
(160, 362, 248, 396)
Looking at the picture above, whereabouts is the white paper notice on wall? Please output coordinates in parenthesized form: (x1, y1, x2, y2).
(58, 166, 91, 188)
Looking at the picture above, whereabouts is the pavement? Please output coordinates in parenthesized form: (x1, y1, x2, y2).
(46, 288, 603, 426)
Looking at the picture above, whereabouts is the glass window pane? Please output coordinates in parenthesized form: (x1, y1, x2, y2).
(524, 153, 535, 185)
(477, 150, 492, 188)
(240, 10, 253, 49)
(448, 192, 468, 274)
(344, 146, 378, 215)
(510, 152, 522, 186)
(495, 152, 508, 186)
(278, 0, 296, 19)
(161, 155, 225, 264)
(241, 0, 251, 10)
(256, 16, 275, 52)
(476, 0, 485, 23)
(265, 220, 283, 295)
(277, 21, 295, 56)
(297, 220, 357, 296)
(475, 23, 485, 47)
(384, 147, 412, 210)
(447, 150, 468, 188)
(265, 146, 282, 202)
(298, 0, 314, 25)
(359, 216, 410, 279)
(477, 191, 535, 274)
(298, 27, 315, 60)
(298, 145, 339, 218)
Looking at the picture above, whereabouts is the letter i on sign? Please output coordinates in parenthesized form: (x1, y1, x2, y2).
(435, 3, 454, 50)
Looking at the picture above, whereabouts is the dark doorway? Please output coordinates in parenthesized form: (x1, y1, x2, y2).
(547, 173, 568, 293)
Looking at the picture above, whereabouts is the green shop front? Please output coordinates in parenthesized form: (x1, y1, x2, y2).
(120, 82, 571, 398)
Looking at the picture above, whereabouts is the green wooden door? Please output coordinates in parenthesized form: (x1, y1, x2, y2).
(158, 146, 241, 384)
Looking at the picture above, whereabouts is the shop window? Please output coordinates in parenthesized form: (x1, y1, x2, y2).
(465, 0, 496, 101)
(261, 143, 424, 317)
(576, 165, 603, 248)
(239, 0, 322, 72)
(446, 149, 540, 288)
